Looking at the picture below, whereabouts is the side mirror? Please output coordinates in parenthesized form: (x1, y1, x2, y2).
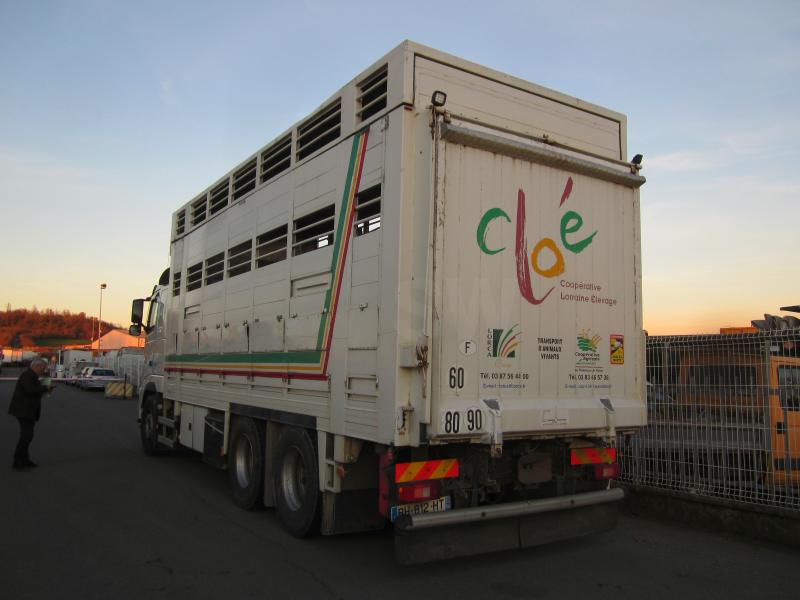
(131, 299, 145, 325)
(129, 324, 142, 337)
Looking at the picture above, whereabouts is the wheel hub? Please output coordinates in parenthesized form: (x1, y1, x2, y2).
(281, 446, 307, 511)
(235, 436, 254, 488)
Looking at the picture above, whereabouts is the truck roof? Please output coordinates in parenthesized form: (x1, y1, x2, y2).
(170, 40, 627, 242)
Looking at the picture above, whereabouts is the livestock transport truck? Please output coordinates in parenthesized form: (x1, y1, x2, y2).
(130, 41, 646, 563)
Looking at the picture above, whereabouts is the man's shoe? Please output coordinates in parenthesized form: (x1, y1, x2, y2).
(12, 463, 30, 471)
(24, 460, 38, 468)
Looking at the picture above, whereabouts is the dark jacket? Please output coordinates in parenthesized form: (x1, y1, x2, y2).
(8, 368, 48, 421)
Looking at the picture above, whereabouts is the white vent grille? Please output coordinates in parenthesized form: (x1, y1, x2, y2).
(296, 99, 341, 161)
(204, 252, 225, 286)
(256, 224, 288, 267)
(233, 159, 257, 201)
(293, 205, 335, 256)
(227, 239, 252, 278)
(209, 180, 229, 215)
(175, 210, 186, 237)
(191, 195, 207, 226)
(355, 184, 381, 236)
(357, 65, 388, 122)
(261, 135, 292, 183)
(186, 262, 203, 291)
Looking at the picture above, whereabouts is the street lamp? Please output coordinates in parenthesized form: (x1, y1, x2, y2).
(98, 283, 107, 354)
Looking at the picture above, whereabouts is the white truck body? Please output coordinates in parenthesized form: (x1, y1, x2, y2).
(135, 41, 645, 561)
(1, 348, 37, 365)
(58, 349, 94, 379)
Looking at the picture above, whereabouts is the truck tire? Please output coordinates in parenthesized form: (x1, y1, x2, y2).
(140, 395, 166, 456)
(274, 427, 320, 537)
(228, 417, 265, 510)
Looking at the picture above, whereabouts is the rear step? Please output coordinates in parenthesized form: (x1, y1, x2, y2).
(157, 435, 176, 448)
(394, 488, 623, 564)
(156, 416, 177, 448)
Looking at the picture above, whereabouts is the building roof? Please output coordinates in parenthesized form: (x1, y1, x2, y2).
(64, 328, 143, 351)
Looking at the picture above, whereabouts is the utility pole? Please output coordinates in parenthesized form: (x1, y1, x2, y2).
(98, 283, 107, 355)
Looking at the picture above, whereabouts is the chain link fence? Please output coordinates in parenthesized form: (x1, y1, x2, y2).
(619, 329, 800, 511)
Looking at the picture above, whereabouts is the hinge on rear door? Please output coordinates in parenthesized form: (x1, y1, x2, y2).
(482, 398, 503, 457)
(600, 397, 616, 444)
(429, 106, 451, 135)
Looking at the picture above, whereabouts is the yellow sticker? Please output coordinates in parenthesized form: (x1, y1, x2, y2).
(610, 334, 624, 365)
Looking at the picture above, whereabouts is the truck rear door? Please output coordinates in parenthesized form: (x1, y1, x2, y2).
(429, 118, 646, 441)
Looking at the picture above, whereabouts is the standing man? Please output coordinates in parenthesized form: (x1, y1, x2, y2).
(8, 357, 53, 470)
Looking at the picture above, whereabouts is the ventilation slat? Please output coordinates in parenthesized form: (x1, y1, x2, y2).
(261, 135, 292, 183)
(233, 159, 257, 201)
(357, 93, 388, 119)
(357, 65, 388, 122)
(256, 224, 288, 268)
(175, 210, 186, 237)
(204, 252, 225, 286)
(297, 115, 340, 145)
(209, 181, 229, 215)
(298, 101, 340, 135)
(191, 196, 207, 226)
(297, 100, 341, 161)
(227, 239, 252, 278)
(186, 262, 203, 291)
(355, 184, 381, 236)
(292, 205, 335, 256)
(172, 271, 182, 296)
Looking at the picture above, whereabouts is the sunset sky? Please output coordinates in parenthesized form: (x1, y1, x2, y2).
(1, 1, 798, 335)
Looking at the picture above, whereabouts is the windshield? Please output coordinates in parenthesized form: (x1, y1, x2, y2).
(92, 369, 115, 376)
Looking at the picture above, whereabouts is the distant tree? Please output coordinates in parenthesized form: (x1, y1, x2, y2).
(0, 307, 109, 348)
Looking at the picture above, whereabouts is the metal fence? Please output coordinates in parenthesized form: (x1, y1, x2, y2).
(618, 329, 800, 511)
(115, 352, 145, 392)
(97, 349, 145, 393)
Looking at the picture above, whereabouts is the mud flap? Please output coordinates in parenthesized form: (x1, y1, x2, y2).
(394, 495, 619, 564)
(321, 489, 386, 535)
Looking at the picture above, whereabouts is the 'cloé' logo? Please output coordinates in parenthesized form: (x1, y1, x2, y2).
(476, 177, 597, 305)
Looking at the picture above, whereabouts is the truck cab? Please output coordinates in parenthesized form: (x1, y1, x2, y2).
(130, 268, 168, 400)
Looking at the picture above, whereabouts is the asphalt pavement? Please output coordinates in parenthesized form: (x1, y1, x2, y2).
(1, 368, 798, 600)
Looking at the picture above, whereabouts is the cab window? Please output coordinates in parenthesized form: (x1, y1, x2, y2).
(147, 299, 165, 331)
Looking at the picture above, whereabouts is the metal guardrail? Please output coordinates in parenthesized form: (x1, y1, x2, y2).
(618, 329, 800, 511)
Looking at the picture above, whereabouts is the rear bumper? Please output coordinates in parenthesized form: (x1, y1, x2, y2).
(84, 380, 111, 389)
(394, 488, 623, 564)
(395, 487, 623, 531)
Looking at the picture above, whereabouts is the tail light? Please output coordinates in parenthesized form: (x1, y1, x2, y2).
(570, 447, 617, 465)
(594, 463, 621, 480)
(397, 480, 441, 503)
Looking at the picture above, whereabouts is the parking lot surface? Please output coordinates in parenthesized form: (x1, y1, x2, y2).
(1, 370, 798, 600)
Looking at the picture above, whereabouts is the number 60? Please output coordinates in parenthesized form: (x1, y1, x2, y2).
(449, 367, 465, 389)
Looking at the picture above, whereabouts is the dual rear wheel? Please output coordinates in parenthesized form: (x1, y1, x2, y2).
(227, 418, 320, 537)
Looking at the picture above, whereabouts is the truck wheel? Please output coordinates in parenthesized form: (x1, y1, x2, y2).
(140, 396, 165, 456)
(274, 427, 320, 537)
(228, 417, 265, 510)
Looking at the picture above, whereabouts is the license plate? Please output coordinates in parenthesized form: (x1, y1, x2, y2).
(390, 496, 451, 522)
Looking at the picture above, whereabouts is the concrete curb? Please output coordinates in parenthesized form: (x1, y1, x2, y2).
(618, 483, 800, 549)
